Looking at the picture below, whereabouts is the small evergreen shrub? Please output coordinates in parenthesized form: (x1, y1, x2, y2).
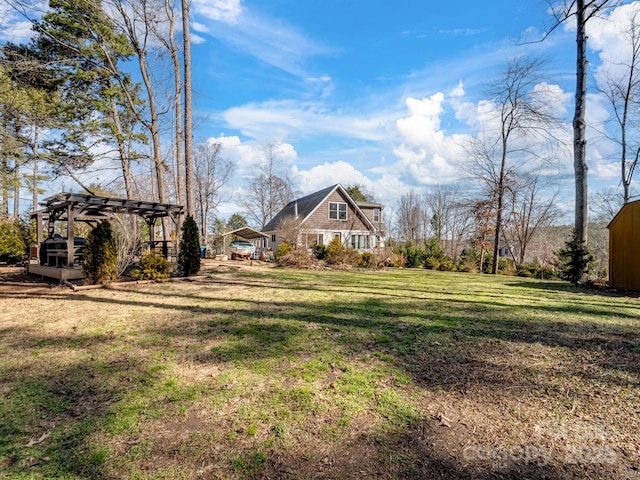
(555, 230, 593, 285)
(424, 255, 440, 270)
(360, 251, 374, 267)
(312, 243, 327, 260)
(437, 257, 456, 272)
(0, 218, 27, 264)
(83, 220, 118, 284)
(177, 215, 201, 276)
(131, 252, 170, 280)
(324, 237, 360, 266)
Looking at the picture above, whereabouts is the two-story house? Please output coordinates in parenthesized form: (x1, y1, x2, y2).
(262, 184, 386, 253)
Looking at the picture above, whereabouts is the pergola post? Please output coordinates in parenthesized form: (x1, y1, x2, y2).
(66, 203, 75, 267)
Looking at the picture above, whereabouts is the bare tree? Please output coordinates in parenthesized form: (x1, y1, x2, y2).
(395, 190, 427, 244)
(424, 185, 472, 261)
(502, 174, 559, 265)
(591, 186, 624, 221)
(466, 56, 556, 274)
(546, 0, 618, 248)
(148, 0, 184, 206)
(108, 0, 173, 238)
(242, 143, 298, 229)
(194, 141, 232, 246)
(598, 5, 640, 203)
(182, 0, 195, 217)
(275, 214, 303, 247)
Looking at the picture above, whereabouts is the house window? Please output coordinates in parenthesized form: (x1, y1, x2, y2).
(351, 235, 369, 250)
(329, 202, 347, 220)
(271, 234, 276, 242)
(317, 234, 324, 245)
(373, 208, 381, 222)
(375, 235, 381, 247)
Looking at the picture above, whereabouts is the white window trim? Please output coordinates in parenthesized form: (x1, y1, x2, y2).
(329, 202, 347, 220)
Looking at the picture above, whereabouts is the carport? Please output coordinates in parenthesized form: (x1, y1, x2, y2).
(212, 227, 269, 259)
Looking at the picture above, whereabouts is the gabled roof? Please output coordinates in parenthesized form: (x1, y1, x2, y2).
(219, 226, 268, 240)
(262, 184, 376, 232)
(607, 199, 640, 229)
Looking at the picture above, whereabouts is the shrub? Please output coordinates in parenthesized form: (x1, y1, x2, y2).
(424, 255, 440, 270)
(437, 257, 456, 272)
(360, 251, 374, 267)
(394, 242, 427, 268)
(517, 263, 558, 280)
(498, 257, 517, 276)
(0, 218, 27, 264)
(312, 243, 327, 260)
(555, 230, 593, 285)
(324, 237, 360, 266)
(131, 252, 170, 280)
(83, 220, 118, 284)
(324, 236, 344, 264)
(277, 249, 315, 268)
(275, 242, 294, 262)
(177, 215, 201, 276)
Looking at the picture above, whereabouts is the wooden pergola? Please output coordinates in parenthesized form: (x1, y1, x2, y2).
(29, 192, 184, 281)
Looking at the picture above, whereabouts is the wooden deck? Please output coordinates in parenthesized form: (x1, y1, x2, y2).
(27, 263, 85, 281)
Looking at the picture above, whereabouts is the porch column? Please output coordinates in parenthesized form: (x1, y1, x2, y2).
(66, 203, 75, 267)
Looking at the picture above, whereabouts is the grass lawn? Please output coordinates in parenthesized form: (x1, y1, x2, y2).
(0, 266, 638, 479)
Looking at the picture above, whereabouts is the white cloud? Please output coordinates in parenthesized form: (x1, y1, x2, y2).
(191, 21, 209, 33)
(192, 0, 243, 24)
(449, 81, 465, 98)
(191, 33, 206, 45)
(222, 100, 393, 142)
(0, 1, 47, 42)
(385, 94, 469, 186)
(191, 2, 331, 76)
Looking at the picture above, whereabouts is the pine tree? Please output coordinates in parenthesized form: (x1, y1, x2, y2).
(555, 229, 594, 285)
(178, 215, 200, 276)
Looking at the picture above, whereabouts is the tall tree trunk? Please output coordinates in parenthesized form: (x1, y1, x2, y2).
(574, 0, 589, 245)
(182, 0, 195, 217)
(492, 138, 508, 274)
(13, 160, 19, 217)
(1, 117, 8, 219)
(163, 0, 184, 207)
(110, 97, 133, 198)
(32, 129, 38, 212)
(112, 1, 169, 238)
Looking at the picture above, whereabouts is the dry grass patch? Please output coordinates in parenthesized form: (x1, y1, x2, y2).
(0, 267, 638, 479)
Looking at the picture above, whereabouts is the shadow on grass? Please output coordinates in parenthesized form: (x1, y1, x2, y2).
(0, 356, 159, 478)
(1, 270, 638, 479)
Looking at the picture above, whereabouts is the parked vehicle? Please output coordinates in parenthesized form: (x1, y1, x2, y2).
(230, 240, 255, 259)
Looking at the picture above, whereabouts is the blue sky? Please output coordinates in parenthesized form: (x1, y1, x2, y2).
(186, 0, 583, 216)
(3, 0, 639, 221)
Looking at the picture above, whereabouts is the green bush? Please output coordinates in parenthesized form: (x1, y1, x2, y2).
(312, 243, 327, 260)
(324, 236, 343, 264)
(131, 252, 170, 280)
(424, 255, 440, 270)
(324, 237, 360, 266)
(555, 230, 593, 285)
(360, 251, 374, 267)
(437, 257, 456, 271)
(517, 263, 558, 280)
(275, 242, 294, 262)
(177, 215, 201, 276)
(0, 218, 27, 264)
(83, 220, 118, 284)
